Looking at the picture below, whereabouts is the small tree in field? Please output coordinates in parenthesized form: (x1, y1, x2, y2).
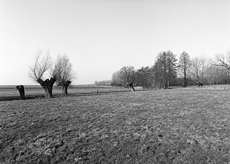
(54, 55, 76, 95)
(29, 51, 57, 98)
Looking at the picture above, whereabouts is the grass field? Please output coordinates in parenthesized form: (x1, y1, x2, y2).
(0, 85, 131, 101)
(1, 88, 230, 163)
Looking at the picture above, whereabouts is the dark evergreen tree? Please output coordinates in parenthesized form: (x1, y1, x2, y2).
(153, 51, 177, 89)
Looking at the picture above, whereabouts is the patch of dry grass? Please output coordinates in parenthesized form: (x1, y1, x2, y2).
(1, 89, 230, 163)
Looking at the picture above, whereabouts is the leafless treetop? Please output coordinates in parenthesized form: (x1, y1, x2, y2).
(53, 54, 76, 83)
(29, 50, 52, 82)
(214, 53, 230, 70)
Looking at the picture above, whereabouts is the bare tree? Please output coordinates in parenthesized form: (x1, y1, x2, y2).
(210, 52, 230, 85)
(120, 66, 135, 85)
(29, 51, 56, 98)
(190, 56, 207, 82)
(54, 54, 76, 95)
(214, 53, 230, 70)
(178, 52, 191, 87)
(205, 62, 229, 85)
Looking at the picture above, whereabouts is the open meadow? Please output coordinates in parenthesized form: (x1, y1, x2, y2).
(0, 85, 131, 101)
(1, 87, 230, 163)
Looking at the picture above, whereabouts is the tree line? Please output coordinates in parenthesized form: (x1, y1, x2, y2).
(16, 50, 230, 99)
(95, 80, 112, 86)
(111, 51, 230, 89)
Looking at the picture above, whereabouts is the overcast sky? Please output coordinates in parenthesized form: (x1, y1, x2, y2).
(0, 0, 230, 85)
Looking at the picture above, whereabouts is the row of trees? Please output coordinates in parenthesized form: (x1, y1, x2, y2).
(29, 50, 76, 98)
(27, 50, 230, 98)
(112, 51, 230, 89)
(95, 80, 112, 86)
(112, 66, 154, 88)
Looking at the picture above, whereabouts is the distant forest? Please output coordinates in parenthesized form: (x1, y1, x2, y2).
(104, 51, 230, 89)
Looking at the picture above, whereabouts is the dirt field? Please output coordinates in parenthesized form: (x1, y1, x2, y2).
(1, 88, 230, 163)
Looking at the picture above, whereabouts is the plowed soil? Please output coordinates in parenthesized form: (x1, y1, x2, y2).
(1, 89, 230, 163)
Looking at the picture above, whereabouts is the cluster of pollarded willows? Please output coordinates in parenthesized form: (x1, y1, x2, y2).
(17, 50, 76, 100)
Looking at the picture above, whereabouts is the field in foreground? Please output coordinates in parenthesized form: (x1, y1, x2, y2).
(1, 89, 230, 163)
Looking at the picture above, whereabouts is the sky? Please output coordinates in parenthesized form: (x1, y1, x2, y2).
(0, 0, 230, 85)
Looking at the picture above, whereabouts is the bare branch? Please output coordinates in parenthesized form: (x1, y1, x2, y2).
(29, 50, 52, 82)
(189, 56, 207, 80)
(214, 53, 230, 70)
(53, 54, 76, 84)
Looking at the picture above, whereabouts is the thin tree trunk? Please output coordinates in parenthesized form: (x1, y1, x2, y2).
(164, 81, 168, 89)
(183, 77, 187, 87)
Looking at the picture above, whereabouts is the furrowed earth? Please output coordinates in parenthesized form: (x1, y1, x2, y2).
(1, 88, 230, 163)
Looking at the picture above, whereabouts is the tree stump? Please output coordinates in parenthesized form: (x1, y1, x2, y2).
(16, 85, 25, 100)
